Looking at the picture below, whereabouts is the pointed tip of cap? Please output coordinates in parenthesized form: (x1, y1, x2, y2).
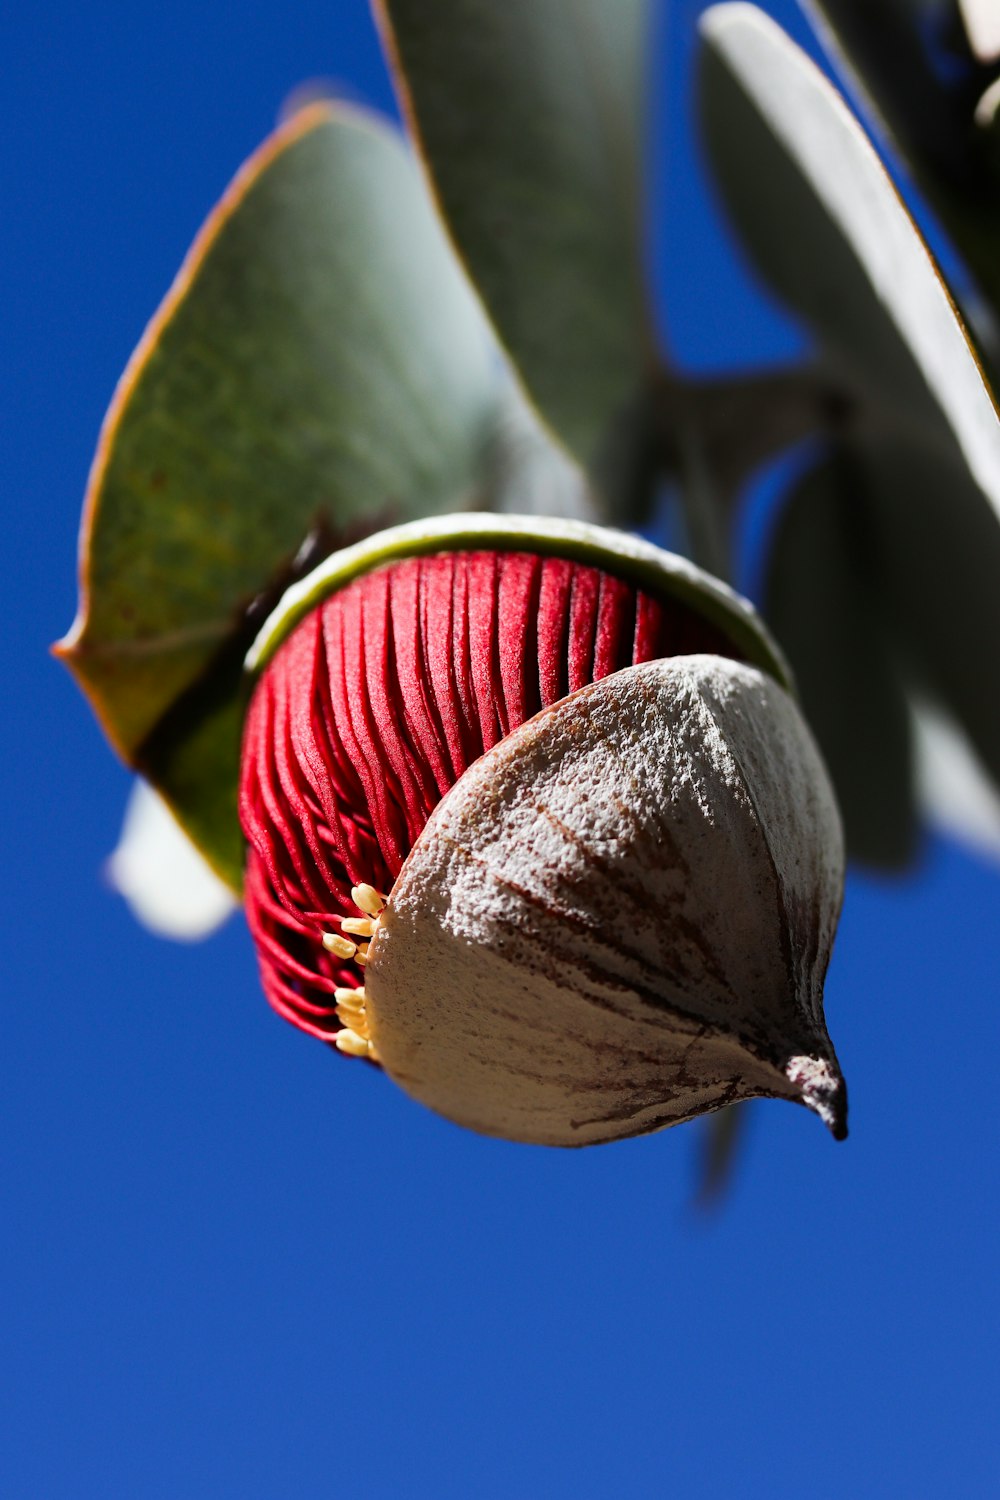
(786, 1055, 848, 1140)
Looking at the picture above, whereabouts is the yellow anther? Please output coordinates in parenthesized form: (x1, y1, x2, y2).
(341, 916, 376, 938)
(356, 941, 370, 967)
(336, 1007, 369, 1037)
(335, 1002, 367, 1026)
(334, 986, 365, 1009)
(334, 1028, 369, 1058)
(323, 932, 357, 960)
(366, 1041, 381, 1064)
(352, 884, 387, 917)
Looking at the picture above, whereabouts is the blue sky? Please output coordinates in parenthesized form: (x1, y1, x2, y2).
(4, 1, 999, 1495)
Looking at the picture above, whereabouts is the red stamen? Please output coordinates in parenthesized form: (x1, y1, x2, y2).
(239, 550, 741, 1047)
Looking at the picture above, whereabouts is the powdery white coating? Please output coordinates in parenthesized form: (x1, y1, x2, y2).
(365, 656, 846, 1147)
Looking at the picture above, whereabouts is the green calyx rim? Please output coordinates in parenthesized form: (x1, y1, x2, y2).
(246, 512, 792, 691)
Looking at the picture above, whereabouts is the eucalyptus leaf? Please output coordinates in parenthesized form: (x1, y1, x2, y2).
(863, 440, 1000, 788)
(763, 448, 918, 867)
(141, 658, 250, 891)
(914, 700, 1000, 861)
(958, 0, 1000, 62)
(375, 0, 653, 489)
(481, 384, 601, 521)
(699, 5, 1000, 516)
(801, 0, 1000, 369)
(108, 781, 237, 940)
(800, 0, 977, 179)
(58, 103, 564, 886)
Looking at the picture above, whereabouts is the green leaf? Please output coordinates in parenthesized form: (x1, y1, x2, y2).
(914, 702, 1000, 863)
(864, 440, 1000, 788)
(375, 0, 653, 487)
(765, 434, 1000, 867)
(800, 0, 1000, 370)
(699, 5, 1000, 514)
(108, 781, 238, 939)
(702, 8, 1000, 857)
(959, 0, 1000, 63)
(799, 0, 968, 173)
(763, 448, 918, 867)
(139, 653, 250, 892)
(57, 102, 528, 886)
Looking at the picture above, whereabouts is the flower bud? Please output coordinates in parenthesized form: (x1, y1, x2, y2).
(240, 515, 846, 1145)
(368, 655, 845, 1144)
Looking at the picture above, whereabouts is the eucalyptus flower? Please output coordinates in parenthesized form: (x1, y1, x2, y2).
(237, 515, 847, 1144)
(59, 4, 920, 1170)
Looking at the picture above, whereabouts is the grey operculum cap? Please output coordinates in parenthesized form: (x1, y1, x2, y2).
(364, 655, 847, 1147)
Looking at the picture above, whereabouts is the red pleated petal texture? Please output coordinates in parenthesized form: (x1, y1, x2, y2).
(240, 550, 740, 1045)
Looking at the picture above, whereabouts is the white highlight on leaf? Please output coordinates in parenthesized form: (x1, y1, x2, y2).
(107, 781, 237, 940)
(701, 5, 1000, 524)
(975, 74, 1000, 129)
(960, 0, 1000, 62)
(914, 701, 1000, 862)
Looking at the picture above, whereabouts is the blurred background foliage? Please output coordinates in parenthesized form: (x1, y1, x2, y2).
(63, 0, 1000, 889)
(9, 3, 1000, 1494)
(57, 0, 1000, 1197)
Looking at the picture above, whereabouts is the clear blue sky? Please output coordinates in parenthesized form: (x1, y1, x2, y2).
(4, 2, 998, 1495)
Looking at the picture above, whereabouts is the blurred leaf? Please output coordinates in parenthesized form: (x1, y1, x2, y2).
(141, 655, 250, 890)
(481, 385, 602, 521)
(57, 103, 541, 885)
(108, 782, 237, 940)
(766, 435, 1000, 868)
(764, 448, 918, 867)
(699, 4, 1000, 516)
(958, 0, 1000, 63)
(695, 1104, 751, 1209)
(913, 698, 1000, 860)
(375, 0, 653, 489)
(801, 1, 982, 176)
(798, 1, 1000, 382)
(863, 440, 1000, 786)
(704, 7, 1000, 866)
(976, 77, 1000, 187)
